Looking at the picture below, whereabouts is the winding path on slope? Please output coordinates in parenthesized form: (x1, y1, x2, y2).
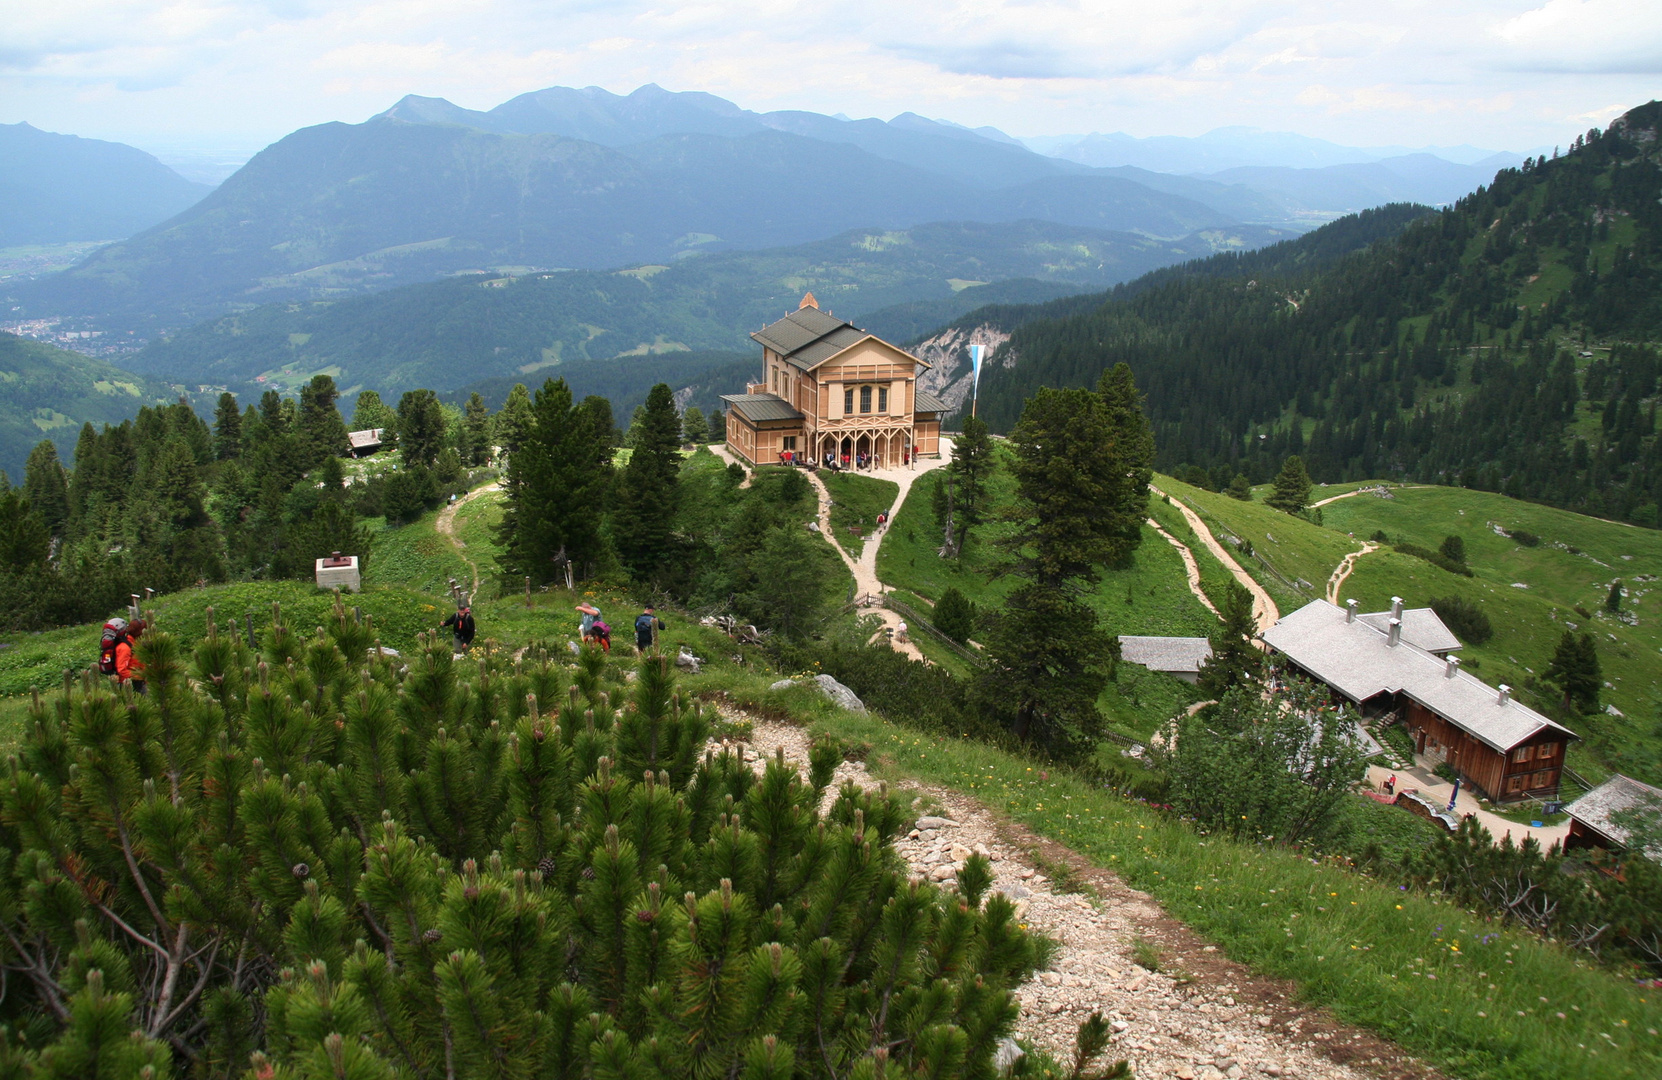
(709, 442, 954, 662)
(434, 483, 502, 602)
(1149, 486, 1280, 634)
(1325, 541, 1380, 604)
(1146, 518, 1220, 619)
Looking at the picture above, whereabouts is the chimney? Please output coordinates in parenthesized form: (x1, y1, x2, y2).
(1445, 656, 1461, 679)
(1346, 598, 1358, 623)
(1388, 618, 1402, 647)
(1497, 684, 1511, 706)
(1390, 596, 1404, 620)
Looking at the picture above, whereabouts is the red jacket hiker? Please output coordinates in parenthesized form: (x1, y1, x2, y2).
(115, 621, 147, 691)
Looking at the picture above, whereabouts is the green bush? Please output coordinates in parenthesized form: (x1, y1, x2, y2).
(1505, 528, 1541, 546)
(1429, 594, 1494, 645)
(1393, 542, 1474, 576)
(932, 586, 977, 643)
(0, 606, 1047, 1076)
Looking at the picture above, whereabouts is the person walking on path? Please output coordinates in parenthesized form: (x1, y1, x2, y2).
(894, 619, 908, 644)
(634, 605, 666, 655)
(577, 602, 602, 643)
(441, 605, 476, 654)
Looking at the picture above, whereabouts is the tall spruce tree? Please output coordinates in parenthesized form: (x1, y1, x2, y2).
(1197, 581, 1263, 697)
(611, 383, 683, 579)
(1545, 630, 1601, 713)
(680, 405, 707, 445)
(0, 487, 49, 573)
(463, 391, 492, 465)
(212, 391, 242, 460)
(739, 524, 831, 638)
(351, 389, 397, 436)
(945, 413, 995, 557)
(497, 378, 614, 582)
(981, 365, 1153, 751)
(298, 374, 351, 469)
(395, 388, 447, 468)
(22, 440, 69, 540)
(1265, 455, 1313, 514)
(495, 383, 534, 455)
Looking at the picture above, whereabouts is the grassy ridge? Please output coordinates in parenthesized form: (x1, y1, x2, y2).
(697, 670, 1662, 1080)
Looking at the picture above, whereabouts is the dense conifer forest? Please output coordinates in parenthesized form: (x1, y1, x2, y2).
(973, 102, 1662, 526)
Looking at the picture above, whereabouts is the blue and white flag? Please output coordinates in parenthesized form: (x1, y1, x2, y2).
(970, 343, 984, 395)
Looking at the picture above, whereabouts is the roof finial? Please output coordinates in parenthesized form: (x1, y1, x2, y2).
(799, 291, 819, 310)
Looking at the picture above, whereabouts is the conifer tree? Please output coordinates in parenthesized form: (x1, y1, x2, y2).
(298, 374, 351, 468)
(463, 391, 492, 465)
(350, 390, 397, 438)
(0, 487, 49, 572)
(976, 581, 1112, 750)
(495, 383, 534, 455)
(213, 391, 243, 459)
(612, 383, 683, 579)
(22, 439, 69, 539)
(497, 378, 614, 583)
(394, 389, 447, 468)
(946, 414, 995, 556)
(707, 408, 726, 443)
(1227, 474, 1253, 500)
(740, 524, 830, 638)
(1265, 455, 1312, 514)
(680, 405, 707, 445)
(1545, 630, 1601, 713)
(932, 587, 976, 643)
(1607, 580, 1623, 612)
(1197, 581, 1262, 697)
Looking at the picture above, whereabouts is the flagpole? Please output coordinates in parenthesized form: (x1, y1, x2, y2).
(969, 343, 983, 419)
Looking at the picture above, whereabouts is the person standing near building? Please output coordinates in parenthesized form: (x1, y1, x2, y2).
(634, 605, 666, 656)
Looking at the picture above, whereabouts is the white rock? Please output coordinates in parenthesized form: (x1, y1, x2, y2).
(1176, 1068, 1197, 1080)
(1110, 1019, 1131, 1033)
(950, 843, 974, 862)
(929, 864, 956, 882)
(993, 1038, 1024, 1076)
(1047, 1001, 1065, 1014)
(915, 816, 958, 829)
(1040, 972, 1062, 987)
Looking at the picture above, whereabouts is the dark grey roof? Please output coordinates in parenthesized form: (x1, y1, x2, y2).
(347, 428, 384, 450)
(1118, 635, 1213, 673)
(914, 390, 950, 414)
(1357, 608, 1461, 653)
(781, 325, 869, 370)
(1564, 774, 1662, 860)
(720, 394, 805, 424)
(752, 307, 851, 364)
(1263, 600, 1576, 753)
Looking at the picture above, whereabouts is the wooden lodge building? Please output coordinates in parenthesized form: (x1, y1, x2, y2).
(1562, 774, 1662, 861)
(1264, 598, 1578, 803)
(722, 293, 949, 468)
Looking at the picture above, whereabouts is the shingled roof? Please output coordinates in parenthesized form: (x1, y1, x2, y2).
(1564, 774, 1662, 860)
(752, 307, 855, 368)
(1263, 599, 1576, 753)
(1357, 608, 1461, 653)
(914, 390, 950, 414)
(1118, 636, 1213, 674)
(720, 394, 805, 424)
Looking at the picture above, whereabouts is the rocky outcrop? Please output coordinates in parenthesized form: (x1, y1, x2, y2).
(913, 324, 1013, 414)
(769, 674, 867, 713)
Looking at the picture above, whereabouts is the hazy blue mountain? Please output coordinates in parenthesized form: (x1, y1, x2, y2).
(0, 332, 177, 481)
(0, 123, 213, 246)
(11, 115, 1260, 328)
(1206, 153, 1521, 213)
(1024, 127, 1387, 172)
(124, 218, 1288, 400)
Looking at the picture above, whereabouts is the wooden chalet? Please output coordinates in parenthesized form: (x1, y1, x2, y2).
(1263, 598, 1577, 803)
(346, 428, 386, 457)
(1562, 774, 1662, 861)
(722, 293, 947, 467)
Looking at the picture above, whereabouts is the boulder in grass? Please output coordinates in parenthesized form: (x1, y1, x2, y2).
(768, 674, 867, 714)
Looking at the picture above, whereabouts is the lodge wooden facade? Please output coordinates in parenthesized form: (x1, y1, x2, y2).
(1263, 599, 1578, 803)
(722, 294, 947, 468)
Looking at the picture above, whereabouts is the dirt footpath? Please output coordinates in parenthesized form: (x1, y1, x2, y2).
(718, 710, 1441, 1080)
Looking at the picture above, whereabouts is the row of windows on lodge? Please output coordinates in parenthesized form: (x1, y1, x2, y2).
(768, 368, 891, 414)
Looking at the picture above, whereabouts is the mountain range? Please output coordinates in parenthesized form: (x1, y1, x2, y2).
(0, 123, 213, 247)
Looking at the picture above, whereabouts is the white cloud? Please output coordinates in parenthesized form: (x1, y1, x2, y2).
(0, 0, 1656, 152)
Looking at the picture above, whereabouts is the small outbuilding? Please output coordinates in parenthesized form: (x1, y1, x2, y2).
(1117, 636, 1214, 683)
(315, 552, 361, 593)
(1563, 774, 1662, 862)
(347, 428, 386, 458)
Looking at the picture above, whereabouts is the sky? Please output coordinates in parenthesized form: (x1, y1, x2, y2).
(4, 0, 1660, 167)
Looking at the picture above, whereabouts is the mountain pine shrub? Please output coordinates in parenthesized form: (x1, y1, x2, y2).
(0, 595, 1048, 1076)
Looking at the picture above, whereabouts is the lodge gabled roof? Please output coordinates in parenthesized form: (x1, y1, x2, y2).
(1263, 599, 1576, 753)
(752, 303, 929, 373)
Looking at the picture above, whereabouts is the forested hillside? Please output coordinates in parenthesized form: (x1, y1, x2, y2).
(968, 101, 1662, 526)
(124, 220, 1280, 398)
(0, 333, 176, 481)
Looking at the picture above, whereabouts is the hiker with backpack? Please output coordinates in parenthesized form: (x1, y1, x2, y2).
(590, 618, 612, 653)
(634, 605, 665, 656)
(99, 617, 147, 694)
(441, 605, 476, 654)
